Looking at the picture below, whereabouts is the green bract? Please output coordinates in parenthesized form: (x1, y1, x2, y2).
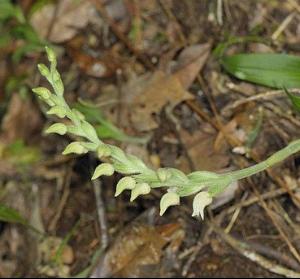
(33, 47, 300, 219)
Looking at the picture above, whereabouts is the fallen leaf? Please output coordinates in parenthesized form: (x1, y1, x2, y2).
(123, 71, 193, 131)
(177, 126, 230, 172)
(173, 43, 211, 89)
(0, 94, 43, 144)
(91, 215, 183, 278)
(30, 0, 97, 43)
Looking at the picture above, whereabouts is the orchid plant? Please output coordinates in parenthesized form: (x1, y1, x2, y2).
(32, 47, 300, 219)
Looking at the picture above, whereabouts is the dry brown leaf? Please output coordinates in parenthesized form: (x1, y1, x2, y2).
(123, 71, 193, 131)
(30, 0, 97, 43)
(173, 43, 211, 89)
(92, 220, 182, 278)
(0, 94, 43, 144)
(177, 127, 230, 172)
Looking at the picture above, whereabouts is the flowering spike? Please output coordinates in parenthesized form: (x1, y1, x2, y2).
(159, 192, 180, 216)
(192, 192, 212, 219)
(115, 177, 136, 197)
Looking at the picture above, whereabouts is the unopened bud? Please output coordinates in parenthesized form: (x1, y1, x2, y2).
(37, 63, 50, 77)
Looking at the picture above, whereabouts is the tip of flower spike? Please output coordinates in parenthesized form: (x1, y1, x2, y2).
(130, 183, 151, 202)
(91, 163, 114, 180)
(159, 192, 180, 216)
(45, 46, 56, 63)
(192, 191, 212, 219)
(115, 177, 136, 197)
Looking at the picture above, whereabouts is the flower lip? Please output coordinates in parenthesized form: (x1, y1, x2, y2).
(192, 191, 212, 219)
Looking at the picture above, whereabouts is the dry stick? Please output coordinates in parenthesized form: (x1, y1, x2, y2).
(250, 184, 300, 264)
(227, 182, 297, 215)
(90, 0, 154, 70)
(48, 163, 72, 232)
(91, 178, 109, 250)
(209, 221, 300, 278)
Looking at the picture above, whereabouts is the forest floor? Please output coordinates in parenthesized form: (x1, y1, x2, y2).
(1, 0, 300, 277)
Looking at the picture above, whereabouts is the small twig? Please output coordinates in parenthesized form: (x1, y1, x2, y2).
(48, 163, 72, 232)
(225, 192, 248, 233)
(91, 178, 109, 250)
(209, 221, 300, 278)
(272, 12, 296, 41)
(90, 0, 154, 70)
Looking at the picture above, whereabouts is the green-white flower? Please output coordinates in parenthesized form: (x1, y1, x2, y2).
(115, 176, 136, 197)
(157, 168, 171, 182)
(62, 142, 88, 155)
(45, 123, 67, 135)
(130, 183, 151, 202)
(32, 87, 51, 100)
(192, 191, 212, 219)
(159, 191, 180, 216)
(97, 144, 111, 158)
(92, 163, 114, 180)
(47, 106, 67, 118)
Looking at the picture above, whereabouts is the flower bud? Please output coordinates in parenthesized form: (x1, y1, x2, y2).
(97, 144, 111, 158)
(32, 87, 51, 100)
(38, 63, 50, 77)
(91, 163, 114, 180)
(62, 142, 88, 155)
(159, 192, 180, 216)
(45, 123, 67, 135)
(52, 69, 64, 96)
(47, 106, 67, 118)
(157, 168, 171, 182)
(130, 183, 151, 202)
(192, 192, 212, 219)
(45, 46, 56, 64)
(115, 177, 136, 197)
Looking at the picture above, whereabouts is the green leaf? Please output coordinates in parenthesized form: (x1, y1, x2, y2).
(284, 88, 300, 113)
(75, 102, 148, 144)
(0, 204, 28, 225)
(222, 54, 300, 88)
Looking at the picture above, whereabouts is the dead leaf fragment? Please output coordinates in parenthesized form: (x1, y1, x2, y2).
(178, 127, 230, 172)
(123, 71, 193, 131)
(173, 43, 211, 89)
(0, 94, 42, 144)
(30, 0, 97, 43)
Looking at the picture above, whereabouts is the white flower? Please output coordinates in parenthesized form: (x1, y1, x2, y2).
(192, 192, 212, 219)
(159, 192, 180, 216)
